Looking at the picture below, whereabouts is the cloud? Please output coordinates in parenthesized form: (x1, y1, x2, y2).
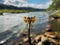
(3, 0, 27, 6)
(3, 0, 53, 9)
(44, 0, 53, 8)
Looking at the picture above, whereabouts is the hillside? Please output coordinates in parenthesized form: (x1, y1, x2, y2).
(0, 4, 46, 14)
(48, 0, 60, 37)
(0, 4, 44, 11)
(48, 0, 60, 17)
(48, 0, 60, 10)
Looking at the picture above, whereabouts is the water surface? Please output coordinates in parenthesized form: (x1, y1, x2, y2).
(0, 12, 49, 44)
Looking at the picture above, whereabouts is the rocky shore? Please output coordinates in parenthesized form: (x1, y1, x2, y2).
(2, 25, 60, 45)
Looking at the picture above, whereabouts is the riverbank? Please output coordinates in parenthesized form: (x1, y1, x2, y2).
(0, 9, 46, 15)
(0, 10, 30, 15)
(47, 0, 60, 34)
(50, 9, 60, 18)
(2, 25, 60, 45)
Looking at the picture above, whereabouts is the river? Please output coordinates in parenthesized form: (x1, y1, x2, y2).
(0, 12, 49, 44)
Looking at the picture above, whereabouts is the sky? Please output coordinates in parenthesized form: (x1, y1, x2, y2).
(0, 0, 53, 9)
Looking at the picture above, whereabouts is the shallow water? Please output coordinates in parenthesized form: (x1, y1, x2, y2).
(0, 12, 49, 44)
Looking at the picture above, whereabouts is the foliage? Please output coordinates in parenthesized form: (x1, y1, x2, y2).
(48, 0, 60, 11)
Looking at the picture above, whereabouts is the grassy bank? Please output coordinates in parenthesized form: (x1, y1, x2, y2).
(47, 0, 60, 36)
(0, 9, 44, 15)
(0, 9, 30, 14)
(49, 9, 60, 35)
(49, 9, 60, 37)
(0, 10, 27, 15)
(50, 9, 60, 17)
(47, 0, 60, 17)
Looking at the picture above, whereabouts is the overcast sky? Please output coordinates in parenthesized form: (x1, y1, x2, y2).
(0, 0, 53, 9)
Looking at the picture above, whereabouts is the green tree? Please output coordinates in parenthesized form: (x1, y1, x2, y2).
(48, 0, 60, 10)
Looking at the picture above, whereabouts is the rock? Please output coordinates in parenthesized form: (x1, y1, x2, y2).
(45, 25, 51, 31)
(23, 38, 28, 43)
(34, 35, 48, 43)
(44, 32, 56, 38)
(41, 35, 48, 42)
(37, 42, 42, 45)
(34, 35, 41, 42)
(59, 42, 60, 45)
(34, 34, 58, 45)
(37, 38, 57, 45)
(49, 38, 58, 45)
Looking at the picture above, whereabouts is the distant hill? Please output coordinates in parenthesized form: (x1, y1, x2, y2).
(0, 4, 46, 11)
